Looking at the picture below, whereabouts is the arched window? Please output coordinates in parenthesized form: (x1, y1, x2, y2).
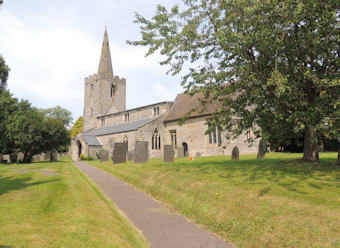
(152, 129, 161, 150)
(207, 121, 222, 145)
(123, 135, 128, 145)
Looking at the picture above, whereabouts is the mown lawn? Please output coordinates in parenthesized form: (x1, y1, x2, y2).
(0, 160, 149, 248)
(89, 152, 340, 248)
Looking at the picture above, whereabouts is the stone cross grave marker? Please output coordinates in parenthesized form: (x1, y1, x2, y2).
(164, 145, 175, 163)
(112, 143, 128, 164)
(134, 141, 148, 163)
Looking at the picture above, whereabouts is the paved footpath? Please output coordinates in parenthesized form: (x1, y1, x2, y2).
(74, 161, 234, 248)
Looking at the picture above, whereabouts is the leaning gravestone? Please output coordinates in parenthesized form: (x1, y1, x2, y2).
(177, 147, 184, 158)
(257, 140, 266, 159)
(164, 145, 175, 163)
(127, 151, 134, 161)
(134, 141, 148, 163)
(100, 150, 109, 162)
(112, 143, 128, 164)
(232, 146, 239, 161)
(17, 152, 24, 163)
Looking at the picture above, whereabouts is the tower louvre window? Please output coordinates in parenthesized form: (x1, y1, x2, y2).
(110, 84, 115, 97)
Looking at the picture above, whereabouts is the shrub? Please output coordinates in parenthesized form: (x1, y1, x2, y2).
(84, 156, 94, 161)
(79, 154, 85, 160)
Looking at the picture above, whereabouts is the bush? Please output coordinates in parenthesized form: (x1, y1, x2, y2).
(79, 154, 85, 160)
(84, 156, 94, 161)
(96, 148, 107, 159)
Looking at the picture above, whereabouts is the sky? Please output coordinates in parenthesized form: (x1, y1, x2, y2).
(0, 0, 183, 122)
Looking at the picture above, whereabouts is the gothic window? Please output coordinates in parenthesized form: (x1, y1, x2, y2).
(208, 121, 222, 145)
(110, 84, 116, 97)
(152, 129, 161, 150)
(170, 130, 177, 148)
(125, 112, 130, 122)
(101, 118, 105, 127)
(153, 106, 160, 116)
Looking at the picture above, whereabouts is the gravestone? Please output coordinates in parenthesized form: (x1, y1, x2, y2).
(134, 141, 148, 163)
(164, 145, 175, 163)
(3, 154, 10, 163)
(100, 150, 109, 162)
(17, 152, 24, 163)
(196, 152, 201, 157)
(257, 140, 266, 159)
(231, 146, 239, 160)
(43, 153, 50, 161)
(57, 153, 61, 161)
(177, 147, 184, 158)
(127, 151, 134, 161)
(112, 143, 128, 164)
(10, 153, 17, 163)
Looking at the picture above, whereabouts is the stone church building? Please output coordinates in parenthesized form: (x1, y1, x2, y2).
(71, 29, 258, 161)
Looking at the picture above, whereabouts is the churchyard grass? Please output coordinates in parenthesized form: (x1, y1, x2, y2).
(0, 160, 149, 248)
(89, 152, 340, 248)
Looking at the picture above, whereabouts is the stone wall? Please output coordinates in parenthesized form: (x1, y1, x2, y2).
(164, 116, 258, 157)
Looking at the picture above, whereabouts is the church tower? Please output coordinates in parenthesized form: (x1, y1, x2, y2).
(83, 27, 126, 132)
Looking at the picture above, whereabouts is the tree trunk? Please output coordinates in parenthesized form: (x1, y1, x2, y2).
(337, 150, 340, 166)
(303, 127, 319, 162)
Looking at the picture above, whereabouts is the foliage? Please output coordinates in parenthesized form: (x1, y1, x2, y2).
(89, 153, 340, 248)
(79, 154, 85, 160)
(83, 156, 94, 161)
(129, 0, 340, 161)
(2, 94, 70, 162)
(0, 90, 18, 153)
(0, 55, 9, 91)
(70, 116, 83, 138)
(96, 148, 107, 159)
(39, 105, 73, 128)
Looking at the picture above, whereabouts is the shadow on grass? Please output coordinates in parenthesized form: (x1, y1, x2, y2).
(0, 175, 58, 196)
(148, 157, 340, 195)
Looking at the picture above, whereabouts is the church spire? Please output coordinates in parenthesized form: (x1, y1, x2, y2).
(98, 26, 113, 80)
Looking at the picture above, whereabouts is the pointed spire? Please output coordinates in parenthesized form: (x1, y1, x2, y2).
(98, 26, 113, 80)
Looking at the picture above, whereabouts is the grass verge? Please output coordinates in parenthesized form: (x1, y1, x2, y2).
(89, 152, 340, 248)
(0, 160, 149, 248)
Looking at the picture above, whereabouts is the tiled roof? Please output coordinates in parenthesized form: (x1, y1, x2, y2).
(164, 93, 218, 122)
(83, 135, 102, 146)
(83, 117, 157, 137)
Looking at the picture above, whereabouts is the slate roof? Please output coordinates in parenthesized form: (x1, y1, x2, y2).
(83, 135, 102, 146)
(83, 117, 158, 137)
(164, 93, 218, 122)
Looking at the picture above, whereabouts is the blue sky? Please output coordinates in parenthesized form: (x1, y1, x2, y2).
(0, 0, 182, 122)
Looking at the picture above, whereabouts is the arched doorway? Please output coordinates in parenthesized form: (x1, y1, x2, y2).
(182, 142, 188, 157)
(77, 140, 82, 160)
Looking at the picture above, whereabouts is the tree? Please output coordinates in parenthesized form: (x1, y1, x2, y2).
(0, 56, 9, 91)
(70, 116, 83, 138)
(129, 0, 340, 162)
(39, 105, 73, 128)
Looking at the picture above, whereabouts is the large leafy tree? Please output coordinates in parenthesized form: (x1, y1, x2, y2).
(129, 0, 340, 161)
(70, 116, 83, 138)
(0, 56, 9, 91)
(39, 105, 73, 128)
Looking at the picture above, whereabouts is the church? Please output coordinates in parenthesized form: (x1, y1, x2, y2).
(71, 29, 258, 161)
